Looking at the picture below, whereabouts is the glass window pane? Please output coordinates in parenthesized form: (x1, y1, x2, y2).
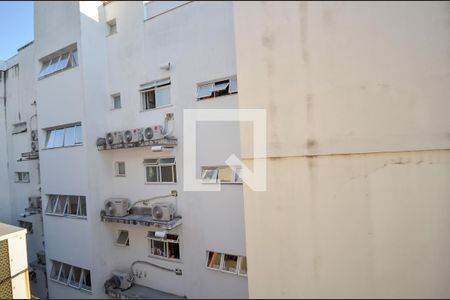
(69, 266, 82, 288)
(207, 252, 221, 269)
(47, 57, 60, 75)
(151, 240, 166, 257)
(117, 162, 125, 176)
(63, 126, 75, 146)
(81, 270, 91, 291)
(75, 125, 83, 144)
(79, 197, 87, 216)
(52, 129, 65, 148)
(39, 61, 50, 77)
(46, 195, 58, 214)
(239, 256, 247, 275)
(146, 166, 158, 182)
(113, 95, 121, 109)
(142, 90, 155, 110)
(234, 167, 243, 183)
(202, 169, 218, 183)
(160, 165, 174, 182)
(46, 130, 56, 148)
(197, 83, 213, 99)
(71, 50, 78, 67)
(155, 86, 170, 107)
(59, 264, 71, 284)
(159, 157, 175, 164)
(167, 242, 180, 259)
(211, 82, 229, 92)
(223, 254, 238, 273)
(56, 53, 70, 71)
(218, 167, 234, 183)
(54, 195, 67, 215)
(66, 196, 79, 216)
(229, 78, 238, 93)
(50, 261, 62, 280)
(117, 231, 129, 245)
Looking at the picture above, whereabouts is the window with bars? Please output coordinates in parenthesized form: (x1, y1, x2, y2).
(46, 124, 82, 148)
(140, 79, 171, 111)
(45, 195, 87, 218)
(143, 157, 177, 183)
(38, 47, 78, 79)
(147, 231, 180, 260)
(49, 260, 91, 293)
(206, 251, 247, 276)
(197, 77, 238, 100)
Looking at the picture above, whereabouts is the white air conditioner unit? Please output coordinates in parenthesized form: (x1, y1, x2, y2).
(31, 130, 38, 141)
(123, 128, 144, 143)
(104, 198, 130, 217)
(31, 140, 38, 152)
(111, 271, 133, 291)
(143, 125, 163, 141)
(151, 203, 175, 221)
(105, 131, 124, 145)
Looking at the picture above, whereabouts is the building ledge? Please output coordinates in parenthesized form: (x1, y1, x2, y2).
(101, 214, 182, 230)
(105, 284, 185, 299)
(97, 138, 177, 151)
(19, 151, 39, 160)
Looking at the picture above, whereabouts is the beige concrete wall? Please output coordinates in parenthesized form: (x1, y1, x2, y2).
(233, 1, 450, 298)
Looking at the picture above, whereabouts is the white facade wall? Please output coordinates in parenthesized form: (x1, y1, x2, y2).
(31, 1, 247, 299)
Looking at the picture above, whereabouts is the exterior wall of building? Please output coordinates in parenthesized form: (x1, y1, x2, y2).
(31, 1, 247, 299)
(0, 44, 47, 298)
(233, 1, 450, 298)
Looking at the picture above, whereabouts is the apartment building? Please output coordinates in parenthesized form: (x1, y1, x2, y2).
(1, 1, 247, 299)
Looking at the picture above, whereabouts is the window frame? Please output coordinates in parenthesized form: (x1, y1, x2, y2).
(114, 161, 126, 177)
(115, 230, 130, 247)
(111, 93, 121, 110)
(45, 195, 87, 219)
(144, 157, 177, 184)
(201, 166, 242, 184)
(206, 251, 247, 277)
(45, 124, 83, 149)
(147, 231, 180, 261)
(197, 77, 238, 100)
(50, 260, 92, 293)
(38, 47, 78, 79)
(15, 172, 30, 183)
(139, 79, 171, 111)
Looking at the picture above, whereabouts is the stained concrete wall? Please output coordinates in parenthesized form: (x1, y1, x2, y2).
(233, 1, 450, 298)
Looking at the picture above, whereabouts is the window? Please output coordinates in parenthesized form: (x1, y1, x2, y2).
(15, 172, 30, 183)
(45, 195, 87, 218)
(144, 157, 176, 183)
(115, 162, 126, 177)
(144, 1, 190, 20)
(116, 230, 129, 246)
(107, 19, 117, 35)
(147, 231, 180, 260)
(111, 94, 121, 109)
(201, 166, 242, 184)
(50, 260, 91, 293)
(140, 78, 171, 111)
(46, 124, 83, 148)
(206, 251, 247, 277)
(18, 220, 33, 234)
(38, 47, 78, 78)
(12, 122, 27, 134)
(197, 77, 238, 100)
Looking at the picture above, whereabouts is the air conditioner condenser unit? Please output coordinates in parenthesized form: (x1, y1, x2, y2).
(123, 128, 144, 143)
(105, 131, 124, 145)
(143, 125, 163, 141)
(104, 198, 130, 217)
(151, 203, 176, 221)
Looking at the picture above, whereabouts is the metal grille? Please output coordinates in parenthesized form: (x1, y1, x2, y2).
(0, 240, 13, 299)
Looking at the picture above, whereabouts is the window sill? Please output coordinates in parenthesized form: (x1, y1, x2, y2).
(49, 279, 92, 295)
(201, 182, 243, 185)
(148, 254, 182, 264)
(45, 213, 87, 220)
(145, 182, 177, 185)
(110, 107, 122, 111)
(140, 104, 173, 112)
(15, 181, 30, 184)
(206, 267, 247, 277)
(115, 175, 126, 178)
(42, 144, 83, 150)
(196, 92, 238, 101)
(38, 65, 78, 81)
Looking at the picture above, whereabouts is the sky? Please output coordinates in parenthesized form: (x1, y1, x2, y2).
(0, 1, 34, 61)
